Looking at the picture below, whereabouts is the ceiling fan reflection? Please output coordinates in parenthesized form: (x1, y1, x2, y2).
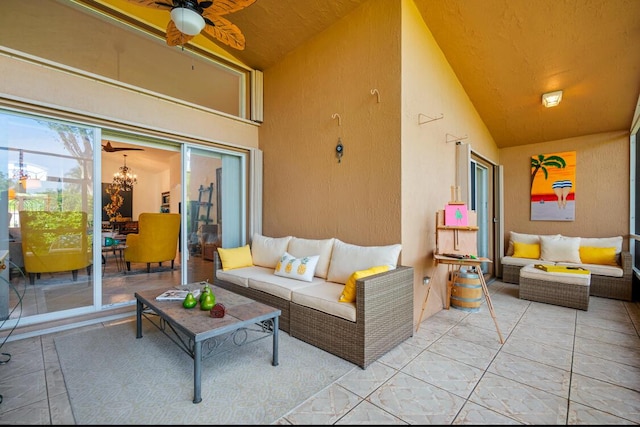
(102, 141, 144, 152)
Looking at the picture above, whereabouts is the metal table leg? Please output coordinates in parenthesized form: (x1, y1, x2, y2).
(193, 341, 202, 404)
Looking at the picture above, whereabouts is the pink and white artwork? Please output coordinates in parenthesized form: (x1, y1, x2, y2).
(444, 204, 468, 226)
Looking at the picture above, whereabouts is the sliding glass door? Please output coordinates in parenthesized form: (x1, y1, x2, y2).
(0, 108, 251, 331)
(0, 110, 97, 321)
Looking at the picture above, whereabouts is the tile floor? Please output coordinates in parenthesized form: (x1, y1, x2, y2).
(1, 280, 639, 424)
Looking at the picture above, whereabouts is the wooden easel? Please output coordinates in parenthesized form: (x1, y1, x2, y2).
(416, 199, 504, 344)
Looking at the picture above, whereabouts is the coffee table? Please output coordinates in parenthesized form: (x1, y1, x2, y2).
(135, 283, 281, 403)
(519, 264, 591, 310)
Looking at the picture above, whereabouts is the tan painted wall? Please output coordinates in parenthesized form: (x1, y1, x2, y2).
(500, 131, 630, 250)
(401, 0, 500, 324)
(260, 0, 402, 245)
(260, 0, 501, 327)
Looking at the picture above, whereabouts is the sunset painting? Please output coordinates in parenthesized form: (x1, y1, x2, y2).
(530, 151, 576, 221)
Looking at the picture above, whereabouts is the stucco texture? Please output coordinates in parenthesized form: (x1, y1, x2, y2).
(260, 0, 501, 326)
(500, 130, 629, 250)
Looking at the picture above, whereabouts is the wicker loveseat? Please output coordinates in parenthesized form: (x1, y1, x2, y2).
(213, 234, 414, 368)
(501, 232, 632, 301)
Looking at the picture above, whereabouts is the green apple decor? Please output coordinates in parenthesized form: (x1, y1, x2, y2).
(182, 292, 197, 309)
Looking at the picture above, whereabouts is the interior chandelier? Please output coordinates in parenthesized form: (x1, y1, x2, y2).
(112, 154, 137, 191)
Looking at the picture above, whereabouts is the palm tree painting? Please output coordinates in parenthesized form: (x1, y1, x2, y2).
(530, 151, 576, 221)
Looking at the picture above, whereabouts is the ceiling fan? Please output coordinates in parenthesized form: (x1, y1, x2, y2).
(123, 0, 256, 50)
(102, 141, 144, 152)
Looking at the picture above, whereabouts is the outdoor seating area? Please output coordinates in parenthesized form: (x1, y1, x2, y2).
(213, 234, 414, 368)
(501, 232, 632, 301)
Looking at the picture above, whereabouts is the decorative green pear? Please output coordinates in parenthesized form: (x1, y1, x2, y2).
(200, 292, 216, 310)
(182, 292, 197, 309)
(199, 283, 211, 304)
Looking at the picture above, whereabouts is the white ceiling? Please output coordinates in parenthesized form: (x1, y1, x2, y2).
(86, 0, 640, 148)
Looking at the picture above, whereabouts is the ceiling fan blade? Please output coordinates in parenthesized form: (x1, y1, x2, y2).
(204, 0, 256, 16)
(202, 15, 246, 50)
(166, 20, 195, 46)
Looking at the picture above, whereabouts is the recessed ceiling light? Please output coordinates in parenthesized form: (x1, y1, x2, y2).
(542, 90, 563, 108)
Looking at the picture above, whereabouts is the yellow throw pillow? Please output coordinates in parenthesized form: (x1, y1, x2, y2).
(579, 246, 617, 265)
(339, 265, 390, 303)
(512, 242, 540, 259)
(217, 245, 253, 271)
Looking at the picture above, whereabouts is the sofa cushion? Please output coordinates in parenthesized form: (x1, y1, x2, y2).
(216, 265, 272, 287)
(274, 252, 320, 282)
(579, 246, 617, 266)
(286, 237, 335, 279)
(248, 273, 324, 301)
(326, 239, 401, 285)
(512, 242, 540, 259)
(540, 235, 581, 263)
(251, 234, 292, 268)
(291, 282, 356, 322)
(556, 262, 624, 278)
(501, 256, 555, 268)
(507, 232, 560, 256)
(579, 236, 623, 255)
(217, 245, 253, 271)
(339, 265, 390, 303)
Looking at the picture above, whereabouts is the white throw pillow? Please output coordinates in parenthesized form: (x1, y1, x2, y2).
(274, 252, 320, 282)
(286, 237, 335, 279)
(251, 234, 292, 268)
(540, 235, 581, 263)
(326, 239, 401, 284)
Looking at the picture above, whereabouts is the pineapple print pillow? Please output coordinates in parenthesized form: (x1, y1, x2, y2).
(274, 252, 320, 282)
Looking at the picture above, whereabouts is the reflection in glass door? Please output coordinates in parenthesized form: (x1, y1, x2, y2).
(0, 110, 96, 322)
(186, 148, 223, 284)
(185, 146, 246, 283)
(471, 159, 489, 274)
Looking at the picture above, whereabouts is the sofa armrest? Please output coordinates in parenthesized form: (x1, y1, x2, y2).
(355, 266, 414, 331)
(620, 251, 632, 280)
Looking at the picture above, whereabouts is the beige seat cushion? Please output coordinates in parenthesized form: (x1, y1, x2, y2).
(501, 256, 554, 268)
(216, 265, 272, 287)
(291, 282, 356, 322)
(247, 273, 322, 300)
(519, 264, 590, 286)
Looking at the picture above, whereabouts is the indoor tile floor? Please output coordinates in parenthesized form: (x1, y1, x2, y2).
(1, 280, 639, 424)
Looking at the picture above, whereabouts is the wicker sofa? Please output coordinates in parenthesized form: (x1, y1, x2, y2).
(213, 234, 414, 369)
(501, 232, 632, 301)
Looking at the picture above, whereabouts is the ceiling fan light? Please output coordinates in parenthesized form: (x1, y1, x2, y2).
(542, 90, 563, 108)
(170, 7, 205, 36)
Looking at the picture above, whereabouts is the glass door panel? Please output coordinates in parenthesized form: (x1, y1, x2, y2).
(185, 146, 247, 283)
(185, 148, 223, 283)
(0, 111, 96, 319)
